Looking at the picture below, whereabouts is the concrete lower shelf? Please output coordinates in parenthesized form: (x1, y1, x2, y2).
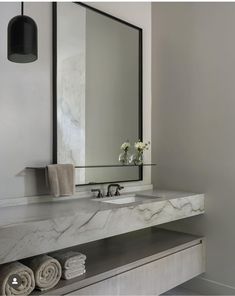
(32, 228, 205, 296)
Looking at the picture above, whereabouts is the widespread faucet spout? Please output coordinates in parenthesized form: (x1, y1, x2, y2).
(106, 184, 124, 197)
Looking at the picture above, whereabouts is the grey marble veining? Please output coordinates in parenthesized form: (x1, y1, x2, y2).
(57, 3, 86, 184)
(0, 190, 204, 265)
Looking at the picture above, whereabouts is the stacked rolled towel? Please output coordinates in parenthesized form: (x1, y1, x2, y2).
(0, 261, 35, 296)
(50, 251, 86, 280)
(22, 255, 62, 291)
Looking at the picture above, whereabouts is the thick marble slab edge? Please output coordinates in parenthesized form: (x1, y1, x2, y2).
(0, 190, 204, 264)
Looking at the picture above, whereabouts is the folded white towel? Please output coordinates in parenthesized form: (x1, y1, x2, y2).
(62, 267, 86, 280)
(22, 255, 61, 291)
(50, 251, 86, 269)
(47, 164, 75, 197)
(0, 261, 35, 296)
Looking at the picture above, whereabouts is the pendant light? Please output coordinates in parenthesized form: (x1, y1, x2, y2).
(8, 2, 38, 63)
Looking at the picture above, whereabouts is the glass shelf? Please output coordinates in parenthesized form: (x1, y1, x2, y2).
(26, 164, 156, 169)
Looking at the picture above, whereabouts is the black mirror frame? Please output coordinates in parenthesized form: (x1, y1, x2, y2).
(52, 2, 143, 186)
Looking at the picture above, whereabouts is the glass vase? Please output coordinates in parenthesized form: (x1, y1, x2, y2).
(129, 151, 143, 165)
(119, 151, 130, 165)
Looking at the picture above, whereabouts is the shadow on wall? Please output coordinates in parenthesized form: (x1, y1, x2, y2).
(17, 169, 49, 197)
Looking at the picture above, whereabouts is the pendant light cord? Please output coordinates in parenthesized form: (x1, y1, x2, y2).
(21, 2, 24, 15)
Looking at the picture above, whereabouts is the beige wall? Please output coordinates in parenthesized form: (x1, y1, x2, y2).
(152, 3, 235, 294)
(0, 2, 52, 200)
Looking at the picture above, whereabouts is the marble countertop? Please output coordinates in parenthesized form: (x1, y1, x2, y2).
(0, 190, 205, 264)
(0, 190, 203, 228)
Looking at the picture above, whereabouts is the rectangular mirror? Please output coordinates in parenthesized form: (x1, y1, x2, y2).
(53, 3, 143, 185)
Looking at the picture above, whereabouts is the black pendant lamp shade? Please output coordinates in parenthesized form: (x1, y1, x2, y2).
(8, 2, 38, 63)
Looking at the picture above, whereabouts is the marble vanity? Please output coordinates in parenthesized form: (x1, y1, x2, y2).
(0, 190, 205, 295)
(0, 190, 204, 265)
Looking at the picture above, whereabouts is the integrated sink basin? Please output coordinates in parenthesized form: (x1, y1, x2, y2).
(93, 194, 157, 205)
(102, 196, 143, 204)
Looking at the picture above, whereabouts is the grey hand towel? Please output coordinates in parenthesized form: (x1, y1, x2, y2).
(62, 267, 86, 280)
(50, 251, 86, 269)
(22, 255, 61, 291)
(47, 164, 75, 197)
(0, 261, 35, 296)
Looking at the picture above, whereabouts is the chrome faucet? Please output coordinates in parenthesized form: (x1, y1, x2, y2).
(106, 184, 124, 197)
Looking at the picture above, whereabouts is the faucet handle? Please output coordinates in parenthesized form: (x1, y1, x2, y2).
(114, 185, 124, 196)
(91, 189, 103, 198)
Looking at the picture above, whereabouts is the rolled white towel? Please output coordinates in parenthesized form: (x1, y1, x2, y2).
(22, 255, 61, 291)
(50, 251, 86, 270)
(0, 261, 35, 296)
(62, 267, 86, 280)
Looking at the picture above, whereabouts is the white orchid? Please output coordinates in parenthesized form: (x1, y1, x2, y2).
(134, 140, 150, 152)
(120, 141, 131, 152)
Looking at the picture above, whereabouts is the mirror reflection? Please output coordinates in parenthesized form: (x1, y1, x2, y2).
(55, 3, 142, 185)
